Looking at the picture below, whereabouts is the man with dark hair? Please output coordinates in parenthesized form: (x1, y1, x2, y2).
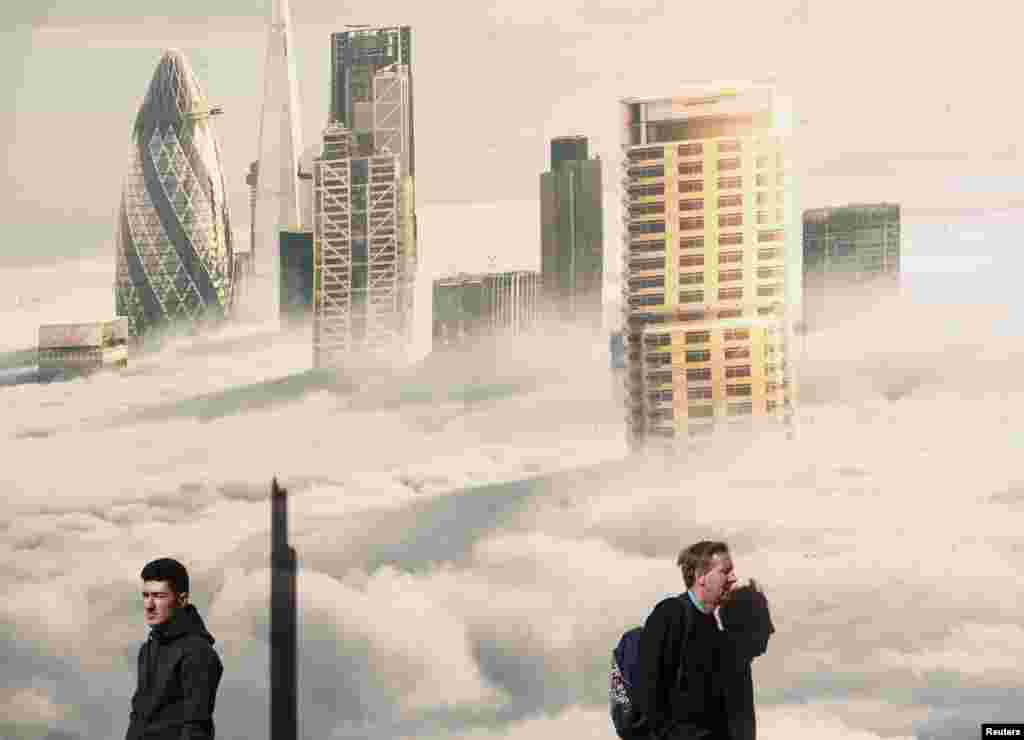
(635, 541, 737, 739)
(126, 558, 223, 740)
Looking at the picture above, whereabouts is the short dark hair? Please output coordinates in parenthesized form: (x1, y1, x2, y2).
(141, 558, 189, 595)
(676, 540, 730, 589)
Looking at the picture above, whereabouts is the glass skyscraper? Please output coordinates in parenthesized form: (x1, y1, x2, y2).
(313, 26, 417, 370)
(540, 135, 604, 328)
(115, 49, 234, 337)
(803, 203, 901, 329)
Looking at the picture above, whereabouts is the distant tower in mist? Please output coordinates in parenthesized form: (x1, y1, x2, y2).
(270, 478, 298, 740)
(540, 135, 604, 328)
(802, 203, 901, 330)
(115, 49, 234, 338)
(252, 0, 304, 324)
(312, 26, 418, 371)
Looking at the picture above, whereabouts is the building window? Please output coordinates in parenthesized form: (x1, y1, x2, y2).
(649, 389, 674, 402)
(719, 214, 743, 227)
(644, 332, 671, 347)
(679, 272, 704, 285)
(718, 194, 743, 208)
(630, 221, 666, 234)
(685, 330, 710, 344)
(726, 383, 752, 396)
(718, 308, 742, 318)
(629, 166, 665, 179)
(777, 170, 785, 185)
(756, 192, 769, 205)
(719, 269, 743, 282)
(679, 162, 704, 176)
(758, 230, 784, 242)
(758, 248, 782, 260)
(678, 311, 706, 322)
(718, 140, 741, 153)
(631, 258, 664, 271)
(686, 350, 711, 363)
(756, 211, 770, 224)
(647, 370, 673, 384)
(629, 276, 665, 289)
(757, 266, 782, 279)
(719, 287, 743, 300)
(680, 236, 705, 250)
(728, 401, 754, 416)
(629, 293, 665, 306)
(680, 199, 704, 211)
(679, 180, 703, 193)
(679, 290, 704, 303)
(630, 241, 665, 253)
(680, 216, 704, 231)
(776, 208, 785, 224)
(724, 329, 750, 341)
(718, 158, 741, 171)
(719, 251, 743, 264)
(630, 183, 665, 197)
(726, 365, 752, 378)
(646, 352, 672, 366)
(628, 147, 664, 162)
(678, 143, 704, 156)
(757, 306, 777, 316)
(630, 203, 665, 216)
(756, 173, 770, 187)
(718, 176, 743, 190)
(756, 155, 769, 169)
(680, 255, 705, 267)
(719, 233, 743, 246)
(687, 367, 712, 381)
(757, 284, 783, 297)
(724, 347, 750, 360)
(690, 404, 714, 417)
(688, 386, 713, 400)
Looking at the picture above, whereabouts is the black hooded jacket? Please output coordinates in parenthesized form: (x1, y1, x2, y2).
(126, 604, 223, 740)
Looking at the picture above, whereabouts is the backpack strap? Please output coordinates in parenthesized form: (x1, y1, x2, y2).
(673, 593, 695, 691)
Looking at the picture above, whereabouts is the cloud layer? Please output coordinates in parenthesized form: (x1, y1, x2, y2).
(2, 253, 1024, 740)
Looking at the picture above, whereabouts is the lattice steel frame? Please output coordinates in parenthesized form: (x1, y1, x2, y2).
(312, 152, 352, 368)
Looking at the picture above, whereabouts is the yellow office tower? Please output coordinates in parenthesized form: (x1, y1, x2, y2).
(619, 87, 800, 447)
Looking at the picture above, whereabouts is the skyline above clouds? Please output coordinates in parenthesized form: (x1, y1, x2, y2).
(4, 0, 1024, 268)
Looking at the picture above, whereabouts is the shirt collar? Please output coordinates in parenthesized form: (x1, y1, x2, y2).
(687, 590, 708, 614)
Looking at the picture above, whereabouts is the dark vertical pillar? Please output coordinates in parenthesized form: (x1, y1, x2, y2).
(270, 478, 297, 740)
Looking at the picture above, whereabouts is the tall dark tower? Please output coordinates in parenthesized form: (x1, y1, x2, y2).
(540, 135, 604, 328)
(270, 478, 297, 740)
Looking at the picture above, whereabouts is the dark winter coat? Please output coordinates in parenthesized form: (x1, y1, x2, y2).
(126, 604, 223, 740)
(719, 590, 775, 740)
(635, 594, 730, 740)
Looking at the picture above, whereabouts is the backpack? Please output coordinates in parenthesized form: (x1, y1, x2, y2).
(610, 595, 693, 740)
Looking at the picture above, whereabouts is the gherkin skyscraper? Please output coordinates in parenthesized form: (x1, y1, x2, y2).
(115, 49, 234, 337)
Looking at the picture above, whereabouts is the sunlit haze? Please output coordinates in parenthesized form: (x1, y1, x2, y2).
(2, 1, 1023, 739)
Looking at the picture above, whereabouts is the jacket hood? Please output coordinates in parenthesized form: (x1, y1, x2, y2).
(151, 604, 216, 646)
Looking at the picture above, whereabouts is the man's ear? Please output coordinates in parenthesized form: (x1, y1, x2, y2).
(178, 592, 190, 607)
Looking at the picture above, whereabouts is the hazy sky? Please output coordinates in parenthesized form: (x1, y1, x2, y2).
(4, 0, 1024, 270)
(3, 286, 1024, 740)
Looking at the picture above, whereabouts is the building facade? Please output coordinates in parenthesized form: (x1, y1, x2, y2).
(38, 319, 129, 378)
(252, 0, 305, 323)
(115, 49, 234, 338)
(619, 87, 799, 446)
(433, 271, 541, 347)
(313, 26, 417, 370)
(803, 203, 900, 329)
(280, 230, 314, 324)
(540, 135, 603, 327)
